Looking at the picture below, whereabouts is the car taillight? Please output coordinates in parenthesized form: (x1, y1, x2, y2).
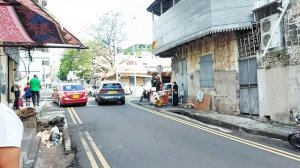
(81, 92, 86, 96)
(99, 89, 107, 93)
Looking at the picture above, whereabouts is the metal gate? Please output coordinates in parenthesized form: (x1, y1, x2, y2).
(239, 58, 259, 115)
(177, 60, 188, 102)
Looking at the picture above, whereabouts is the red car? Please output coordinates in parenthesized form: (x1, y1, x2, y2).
(52, 83, 88, 107)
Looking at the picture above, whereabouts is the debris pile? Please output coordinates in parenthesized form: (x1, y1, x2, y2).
(17, 107, 37, 118)
(37, 126, 62, 148)
(38, 116, 65, 131)
(36, 115, 65, 148)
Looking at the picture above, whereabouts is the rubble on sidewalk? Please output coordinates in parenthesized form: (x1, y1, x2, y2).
(38, 115, 65, 131)
(17, 107, 37, 118)
(36, 126, 63, 148)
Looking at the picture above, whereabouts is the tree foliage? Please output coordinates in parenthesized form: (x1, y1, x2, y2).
(58, 40, 114, 81)
(58, 48, 93, 81)
(89, 11, 126, 68)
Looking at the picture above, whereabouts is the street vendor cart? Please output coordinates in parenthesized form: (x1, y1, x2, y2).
(150, 91, 169, 107)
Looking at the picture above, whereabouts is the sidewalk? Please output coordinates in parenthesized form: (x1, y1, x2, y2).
(18, 101, 46, 168)
(130, 98, 294, 141)
(17, 101, 72, 168)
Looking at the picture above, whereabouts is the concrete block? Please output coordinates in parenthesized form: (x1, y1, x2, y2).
(21, 116, 37, 130)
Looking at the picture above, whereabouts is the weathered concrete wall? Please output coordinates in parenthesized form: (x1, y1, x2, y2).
(286, 65, 300, 122)
(258, 65, 300, 124)
(213, 32, 240, 114)
(214, 71, 240, 115)
(173, 32, 239, 115)
(258, 68, 289, 123)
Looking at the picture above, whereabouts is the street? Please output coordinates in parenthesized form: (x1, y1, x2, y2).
(57, 98, 300, 168)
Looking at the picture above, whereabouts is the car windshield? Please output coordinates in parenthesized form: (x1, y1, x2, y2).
(63, 85, 83, 91)
(102, 83, 122, 89)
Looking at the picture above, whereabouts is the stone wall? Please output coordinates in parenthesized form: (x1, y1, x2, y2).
(285, 0, 300, 65)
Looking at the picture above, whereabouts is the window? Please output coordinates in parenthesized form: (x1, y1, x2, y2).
(102, 83, 122, 89)
(63, 85, 83, 91)
(200, 55, 213, 88)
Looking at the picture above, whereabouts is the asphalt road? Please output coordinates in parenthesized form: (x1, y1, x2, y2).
(63, 98, 300, 168)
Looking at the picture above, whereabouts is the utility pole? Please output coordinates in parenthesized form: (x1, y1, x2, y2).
(132, 44, 137, 95)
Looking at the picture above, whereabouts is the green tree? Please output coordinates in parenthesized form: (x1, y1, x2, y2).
(58, 40, 114, 81)
(58, 49, 93, 81)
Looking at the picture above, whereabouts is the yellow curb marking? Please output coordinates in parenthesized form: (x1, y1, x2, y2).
(85, 131, 111, 168)
(79, 132, 99, 168)
(71, 108, 111, 167)
(67, 107, 77, 124)
(71, 107, 83, 124)
(128, 102, 300, 162)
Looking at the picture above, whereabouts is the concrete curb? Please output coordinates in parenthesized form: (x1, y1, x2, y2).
(63, 126, 72, 155)
(134, 101, 288, 141)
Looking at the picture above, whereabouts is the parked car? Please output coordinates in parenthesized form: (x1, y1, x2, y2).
(52, 83, 88, 107)
(95, 81, 125, 105)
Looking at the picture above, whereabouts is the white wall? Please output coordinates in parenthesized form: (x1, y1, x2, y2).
(258, 66, 300, 124)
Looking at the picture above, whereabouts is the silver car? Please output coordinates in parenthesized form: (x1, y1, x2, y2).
(95, 81, 125, 105)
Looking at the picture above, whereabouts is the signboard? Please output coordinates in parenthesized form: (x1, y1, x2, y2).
(156, 65, 163, 73)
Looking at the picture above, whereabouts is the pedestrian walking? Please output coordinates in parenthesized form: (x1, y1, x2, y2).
(30, 75, 41, 107)
(0, 103, 24, 168)
(11, 82, 21, 110)
(172, 81, 179, 107)
(24, 82, 32, 107)
(155, 76, 162, 92)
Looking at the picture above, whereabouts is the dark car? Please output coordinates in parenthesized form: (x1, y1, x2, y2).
(95, 81, 125, 105)
(52, 83, 88, 107)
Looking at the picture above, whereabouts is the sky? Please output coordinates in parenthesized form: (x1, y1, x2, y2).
(46, 0, 154, 48)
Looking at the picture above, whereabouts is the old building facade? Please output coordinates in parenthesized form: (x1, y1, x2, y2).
(147, 0, 255, 115)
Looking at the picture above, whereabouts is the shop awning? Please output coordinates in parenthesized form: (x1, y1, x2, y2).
(0, 0, 86, 49)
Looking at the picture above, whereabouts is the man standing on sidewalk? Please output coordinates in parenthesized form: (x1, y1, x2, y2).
(0, 103, 24, 168)
(30, 75, 41, 107)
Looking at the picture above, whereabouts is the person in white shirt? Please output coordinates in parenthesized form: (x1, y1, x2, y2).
(0, 103, 24, 168)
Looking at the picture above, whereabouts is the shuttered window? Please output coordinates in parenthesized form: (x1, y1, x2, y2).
(200, 55, 213, 88)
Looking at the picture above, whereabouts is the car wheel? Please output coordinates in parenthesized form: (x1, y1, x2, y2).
(98, 100, 103, 106)
(82, 103, 87, 106)
(121, 100, 125, 105)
